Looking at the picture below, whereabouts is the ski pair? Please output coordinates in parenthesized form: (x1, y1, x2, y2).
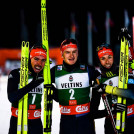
(17, 41, 29, 134)
(116, 29, 129, 133)
(41, 0, 53, 133)
(96, 79, 118, 134)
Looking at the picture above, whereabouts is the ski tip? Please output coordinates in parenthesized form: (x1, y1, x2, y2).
(26, 42, 29, 47)
(22, 41, 26, 47)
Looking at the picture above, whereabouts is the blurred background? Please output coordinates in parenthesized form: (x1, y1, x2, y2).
(0, 1, 134, 74)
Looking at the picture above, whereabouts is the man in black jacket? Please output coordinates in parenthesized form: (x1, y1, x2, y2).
(51, 39, 100, 134)
(7, 45, 46, 134)
(91, 43, 126, 134)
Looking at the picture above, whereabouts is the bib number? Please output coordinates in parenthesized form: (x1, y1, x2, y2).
(69, 89, 75, 100)
(31, 94, 36, 104)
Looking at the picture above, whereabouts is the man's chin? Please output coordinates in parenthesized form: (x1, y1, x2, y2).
(33, 69, 42, 73)
(68, 62, 75, 65)
(67, 60, 77, 65)
(104, 66, 111, 69)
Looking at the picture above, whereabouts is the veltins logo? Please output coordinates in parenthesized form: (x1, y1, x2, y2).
(69, 75, 73, 82)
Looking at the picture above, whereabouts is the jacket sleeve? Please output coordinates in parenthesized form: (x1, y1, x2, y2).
(51, 66, 59, 102)
(87, 65, 101, 85)
(90, 88, 108, 119)
(7, 69, 43, 103)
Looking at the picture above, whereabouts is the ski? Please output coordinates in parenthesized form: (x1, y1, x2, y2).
(17, 41, 29, 134)
(96, 79, 117, 133)
(116, 28, 129, 133)
(102, 94, 117, 133)
(132, 17, 134, 51)
(41, 0, 52, 134)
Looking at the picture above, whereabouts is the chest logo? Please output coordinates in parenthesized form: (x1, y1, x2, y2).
(69, 75, 73, 82)
(80, 65, 85, 70)
(109, 80, 113, 86)
(57, 66, 62, 71)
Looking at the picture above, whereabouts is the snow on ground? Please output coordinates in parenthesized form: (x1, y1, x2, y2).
(0, 76, 105, 134)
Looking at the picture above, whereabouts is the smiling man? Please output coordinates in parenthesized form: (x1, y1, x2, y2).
(92, 44, 120, 134)
(97, 46, 114, 69)
(7, 44, 47, 134)
(30, 46, 46, 73)
(51, 39, 100, 134)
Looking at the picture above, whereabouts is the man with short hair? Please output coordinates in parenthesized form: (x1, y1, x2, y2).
(51, 38, 100, 134)
(7, 44, 46, 134)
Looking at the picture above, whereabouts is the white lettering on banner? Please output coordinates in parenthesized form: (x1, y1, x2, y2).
(34, 111, 41, 117)
(99, 50, 112, 54)
(29, 83, 43, 94)
(127, 108, 133, 115)
(76, 105, 89, 113)
(35, 51, 46, 56)
(60, 107, 71, 114)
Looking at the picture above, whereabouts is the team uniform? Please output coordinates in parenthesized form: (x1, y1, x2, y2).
(7, 69, 43, 134)
(51, 60, 100, 134)
(91, 44, 119, 134)
(7, 45, 47, 134)
(94, 65, 119, 134)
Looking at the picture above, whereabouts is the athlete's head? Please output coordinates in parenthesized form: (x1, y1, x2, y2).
(60, 39, 78, 65)
(30, 44, 47, 73)
(96, 43, 113, 69)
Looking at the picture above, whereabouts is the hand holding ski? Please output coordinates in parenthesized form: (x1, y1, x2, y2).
(116, 27, 130, 133)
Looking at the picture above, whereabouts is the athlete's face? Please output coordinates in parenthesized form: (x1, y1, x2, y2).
(62, 47, 78, 65)
(31, 55, 46, 73)
(99, 54, 113, 69)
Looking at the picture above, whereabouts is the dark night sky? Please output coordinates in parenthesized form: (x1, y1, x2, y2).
(1, 1, 134, 64)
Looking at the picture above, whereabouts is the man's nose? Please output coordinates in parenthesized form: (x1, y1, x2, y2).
(37, 60, 42, 65)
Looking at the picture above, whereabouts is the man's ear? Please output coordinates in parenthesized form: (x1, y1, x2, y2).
(61, 52, 63, 59)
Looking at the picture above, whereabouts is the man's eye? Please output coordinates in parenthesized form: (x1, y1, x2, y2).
(42, 59, 46, 62)
(65, 51, 70, 54)
(73, 51, 77, 54)
(101, 57, 105, 60)
(34, 57, 39, 61)
(108, 56, 112, 59)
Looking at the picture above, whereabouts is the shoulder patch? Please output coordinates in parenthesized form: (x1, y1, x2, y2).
(57, 65, 62, 71)
(80, 64, 85, 70)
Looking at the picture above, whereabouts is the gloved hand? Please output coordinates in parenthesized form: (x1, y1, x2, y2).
(30, 77, 44, 88)
(8, 76, 44, 103)
(112, 103, 126, 114)
(92, 83, 107, 94)
(118, 27, 131, 41)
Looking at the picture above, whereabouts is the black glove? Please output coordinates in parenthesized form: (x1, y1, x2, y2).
(93, 84, 107, 94)
(112, 103, 126, 114)
(118, 27, 131, 41)
(30, 77, 44, 89)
